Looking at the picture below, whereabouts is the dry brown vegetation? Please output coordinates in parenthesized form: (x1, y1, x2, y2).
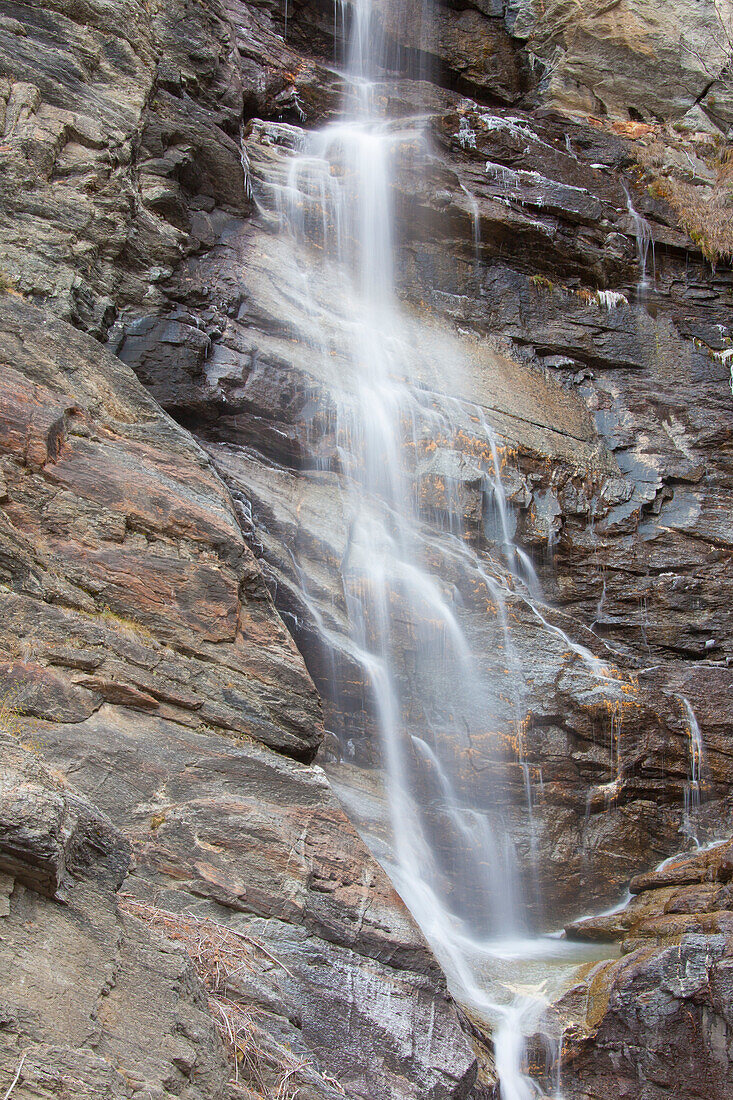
(0, 685, 26, 739)
(119, 896, 346, 1100)
(632, 132, 733, 265)
(666, 182, 733, 265)
(0, 269, 23, 296)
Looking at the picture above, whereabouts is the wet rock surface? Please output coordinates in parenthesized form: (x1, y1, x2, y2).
(557, 842, 733, 1100)
(118, 92, 733, 925)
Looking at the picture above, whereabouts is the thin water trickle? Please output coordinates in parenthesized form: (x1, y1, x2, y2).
(682, 697, 706, 846)
(460, 183, 482, 268)
(623, 182, 655, 294)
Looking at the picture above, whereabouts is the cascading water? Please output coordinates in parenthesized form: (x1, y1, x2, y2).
(248, 0, 631, 1093)
(682, 697, 706, 846)
(623, 182, 655, 294)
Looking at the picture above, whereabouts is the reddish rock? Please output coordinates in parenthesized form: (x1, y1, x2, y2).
(0, 293, 321, 760)
(0, 294, 475, 1100)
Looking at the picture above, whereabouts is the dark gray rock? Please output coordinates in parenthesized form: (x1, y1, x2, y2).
(0, 734, 129, 899)
(559, 842, 733, 1100)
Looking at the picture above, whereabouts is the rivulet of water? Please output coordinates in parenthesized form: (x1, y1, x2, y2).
(682, 697, 706, 846)
(623, 181, 655, 294)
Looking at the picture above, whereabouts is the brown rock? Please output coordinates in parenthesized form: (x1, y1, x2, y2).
(629, 841, 733, 895)
(0, 293, 321, 760)
(0, 293, 475, 1099)
(559, 844, 733, 1097)
(512, 0, 733, 126)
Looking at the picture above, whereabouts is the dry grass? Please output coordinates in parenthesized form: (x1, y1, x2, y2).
(98, 605, 155, 642)
(633, 135, 733, 265)
(649, 175, 733, 265)
(0, 685, 26, 738)
(1, 1050, 27, 1100)
(119, 896, 260, 990)
(118, 897, 345, 1099)
(210, 997, 333, 1100)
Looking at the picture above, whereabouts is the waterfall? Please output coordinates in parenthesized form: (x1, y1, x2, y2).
(247, 0, 627, 1092)
(682, 698, 706, 846)
(266, 0, 527, 943)
(623, 182, 655, 294)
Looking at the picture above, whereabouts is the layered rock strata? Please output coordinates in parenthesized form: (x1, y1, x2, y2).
(0, 294, 475, 1099)
(557, 842, 733, 1099)
(116, 98, 733, 923)
(0, 733, 233, 1100)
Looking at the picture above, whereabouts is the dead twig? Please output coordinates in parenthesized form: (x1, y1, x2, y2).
(3, 1052, 27, 1100)
(118, 895, 295, 979)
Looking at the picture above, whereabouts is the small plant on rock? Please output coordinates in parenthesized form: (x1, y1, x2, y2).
(530, 273, 554, 292)
(0, 684, 25, 738)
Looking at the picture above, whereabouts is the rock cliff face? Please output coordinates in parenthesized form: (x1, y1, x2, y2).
(511, 0, 733, 129)
(0, 734, 234, 1099)
(0, 0, 732, 1098)
(0, 292, 474, 1098)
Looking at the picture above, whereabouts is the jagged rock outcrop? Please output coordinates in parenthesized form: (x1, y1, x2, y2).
(510, 0, 733, 131)
(0, 293, 319, 758)
(0, 0, 353, 332)
(0, 0, 248, 332)
(556, 842, 733, 1099)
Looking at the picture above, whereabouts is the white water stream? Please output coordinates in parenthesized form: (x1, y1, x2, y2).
(252, 1, 642, 1094)
(682, 697, 706, 846)
(623, 182, 655, 295)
